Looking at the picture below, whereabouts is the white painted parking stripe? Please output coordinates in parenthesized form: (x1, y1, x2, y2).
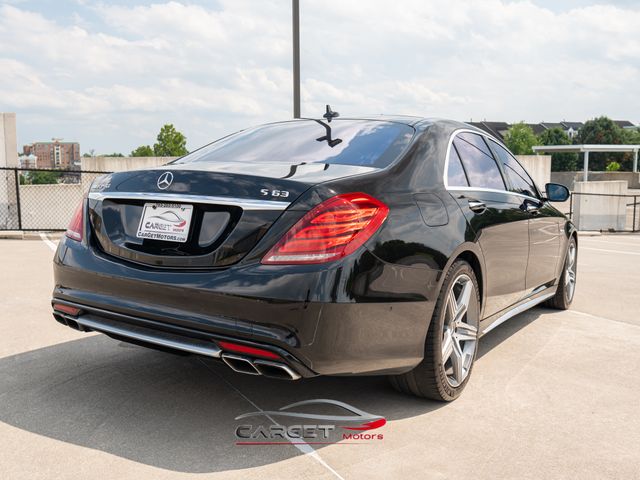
(581, 247, 640, 256)
(198, 359, 345, 480)
(39, 233, 58, 252)
(584, 242, 640, 249)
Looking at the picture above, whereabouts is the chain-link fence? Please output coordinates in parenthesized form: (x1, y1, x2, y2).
(0, 167, 110, 231)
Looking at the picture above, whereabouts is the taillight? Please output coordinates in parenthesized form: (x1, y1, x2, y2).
(262, 192, 389, 265)
(65, 199, 84, 242)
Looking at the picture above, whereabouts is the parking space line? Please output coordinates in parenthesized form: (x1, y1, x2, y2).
(572, 310, 640, 327)
(581, 247, 640, 256)
(197, 358, 345, 480)
(39, 233, 58, 252)
(581, 238, 640, 247)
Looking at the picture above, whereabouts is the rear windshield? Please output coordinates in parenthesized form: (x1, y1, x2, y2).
(175, 120, 415, 169)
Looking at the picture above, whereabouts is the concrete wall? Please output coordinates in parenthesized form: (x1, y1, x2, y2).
(0, 113, 18, 229)
(19, 183, 83, 230)
(82, 156, 176, 172)
(550, 171, 640, 191)
(0, 113, 18, 168)
(573, 180, 628, 231)
(516, 154, 551, 191)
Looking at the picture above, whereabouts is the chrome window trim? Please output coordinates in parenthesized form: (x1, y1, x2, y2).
(88, 191, 290, 211)
(447, 186, 543, 204)
(443, 128, 542, 203)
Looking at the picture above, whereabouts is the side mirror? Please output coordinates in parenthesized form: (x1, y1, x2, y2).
(545, 183, 570, 202)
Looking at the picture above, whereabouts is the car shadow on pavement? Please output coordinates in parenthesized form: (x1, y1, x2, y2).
(0, 308, 545, 473)
(477, 307, 544, 359)
(0, 334, 439, 473)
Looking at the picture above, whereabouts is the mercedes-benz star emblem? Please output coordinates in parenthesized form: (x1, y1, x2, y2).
(157, 171, 174, 190)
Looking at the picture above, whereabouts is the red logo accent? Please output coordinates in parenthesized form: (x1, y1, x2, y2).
(341, 418, 387, 431)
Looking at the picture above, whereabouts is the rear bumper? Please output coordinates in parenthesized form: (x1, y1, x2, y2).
(52, 237, 439, 376)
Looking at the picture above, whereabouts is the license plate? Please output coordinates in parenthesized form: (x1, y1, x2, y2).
(136, 203, 193, 243)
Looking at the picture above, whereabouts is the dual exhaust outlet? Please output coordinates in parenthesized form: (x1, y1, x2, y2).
(221, 353, 301, 381)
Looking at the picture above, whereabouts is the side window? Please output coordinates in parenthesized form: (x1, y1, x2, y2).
(489, 140, 538, 198)
(447, 145, 469, 187)
(453, 133, 505, 190)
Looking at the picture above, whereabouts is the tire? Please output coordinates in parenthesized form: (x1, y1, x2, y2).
(389, 260, 481, 401)
(545, 236, 577, 310)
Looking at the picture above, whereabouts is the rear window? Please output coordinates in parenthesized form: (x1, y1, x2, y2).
(175, 120, 415, 169)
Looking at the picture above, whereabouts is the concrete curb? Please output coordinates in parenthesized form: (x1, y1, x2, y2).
(0, 231, 64, 240)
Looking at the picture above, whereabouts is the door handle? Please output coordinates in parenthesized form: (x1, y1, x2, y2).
(468, 200, 486, 213)
(521, 200, 541, 215)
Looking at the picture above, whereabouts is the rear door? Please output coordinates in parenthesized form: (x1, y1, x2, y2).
(488, 140, 561, 294)
(447, 132, 530, 318)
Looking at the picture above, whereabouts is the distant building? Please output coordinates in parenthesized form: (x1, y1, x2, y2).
(22, 139, 80, 169)
(18, 153, 37, 168)
(525, 123, 547, 136)
(466, 120, 637, 142)
(560, 122, 584, 140)
(612, 120, 637, 130)
(540, 122, 565, 131)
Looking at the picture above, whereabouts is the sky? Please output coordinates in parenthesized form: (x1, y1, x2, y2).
(1, 0, 639, 155)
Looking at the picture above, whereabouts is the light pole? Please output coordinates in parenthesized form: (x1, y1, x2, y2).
(292, 0, 301, 118)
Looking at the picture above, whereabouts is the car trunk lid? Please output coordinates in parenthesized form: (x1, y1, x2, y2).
(87, 163, 375, 268)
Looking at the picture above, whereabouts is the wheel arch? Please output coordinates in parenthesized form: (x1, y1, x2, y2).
(436, 243, 486, 314)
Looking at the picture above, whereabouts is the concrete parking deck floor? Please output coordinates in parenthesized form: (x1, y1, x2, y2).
(1, 235, 639, 479)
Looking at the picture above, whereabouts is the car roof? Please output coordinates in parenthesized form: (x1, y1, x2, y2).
(257, 116, 492, 139)
(295, 116, 485, 133)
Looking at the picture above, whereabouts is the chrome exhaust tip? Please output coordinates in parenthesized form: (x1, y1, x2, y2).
(253, 359, 301, 380)
(220, 353, 301, 380)
(221, 354, 260, 375)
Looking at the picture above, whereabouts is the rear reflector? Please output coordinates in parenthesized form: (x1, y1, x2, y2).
(53, 303, 81, 316)
(217, 341, 281, 360)
(262, 192, 389, 265)
(65, 199, 84, 242)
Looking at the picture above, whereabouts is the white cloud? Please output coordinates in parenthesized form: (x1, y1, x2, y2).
(1, 1, 639, 154)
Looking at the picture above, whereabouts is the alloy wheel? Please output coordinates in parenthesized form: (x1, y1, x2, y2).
(565, 242, 577, 301)
(442, 274, 478, 387)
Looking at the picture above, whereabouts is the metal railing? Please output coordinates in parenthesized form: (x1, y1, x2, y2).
(0, 167, 110, 231)
(568, 191, 639, 232)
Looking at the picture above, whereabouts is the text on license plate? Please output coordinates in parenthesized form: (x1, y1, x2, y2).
(136, 203, 193, 243)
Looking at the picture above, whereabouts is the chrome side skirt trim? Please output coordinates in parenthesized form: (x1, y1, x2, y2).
(88, 191, 290, 211)
(481, 291, 555, 335)
(74, 314, 223, 358)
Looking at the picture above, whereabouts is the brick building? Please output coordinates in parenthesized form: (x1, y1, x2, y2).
(22, 140, 80, 169)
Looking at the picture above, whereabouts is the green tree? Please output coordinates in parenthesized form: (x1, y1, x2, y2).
(606, 161, 621, 171)
(504, 122, 538, 155)
(23, 171, 62, 185)
(577, 116, 625, 170)
(621, 129, 640, 168)
(101, 153, 124, 157)
(130, 145, 154, 157)
(538, 127, 578, 171)
(153, 124, 188, 157)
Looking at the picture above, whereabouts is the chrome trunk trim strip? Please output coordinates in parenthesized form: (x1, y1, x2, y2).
(88, 191, 290, 211)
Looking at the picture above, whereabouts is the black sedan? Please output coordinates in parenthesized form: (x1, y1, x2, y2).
(51, 113, 576, 401)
